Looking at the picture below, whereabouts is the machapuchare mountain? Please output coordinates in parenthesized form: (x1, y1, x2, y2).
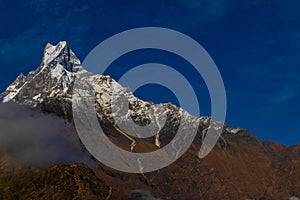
(1, 41, 300, 200)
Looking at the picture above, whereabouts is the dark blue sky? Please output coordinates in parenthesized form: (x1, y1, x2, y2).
(1, 0, 299, 145)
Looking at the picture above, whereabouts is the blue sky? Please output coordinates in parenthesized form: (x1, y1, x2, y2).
(0, 0, 299, 145)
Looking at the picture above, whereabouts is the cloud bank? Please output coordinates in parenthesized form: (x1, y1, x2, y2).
(0, 102, 89, 168)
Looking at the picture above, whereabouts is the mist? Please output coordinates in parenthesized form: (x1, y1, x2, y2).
(0, 102, 90, 169)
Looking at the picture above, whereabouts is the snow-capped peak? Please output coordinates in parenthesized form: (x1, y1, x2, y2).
(42, 41, 85, 74)
(2, 41, 86, 104)
(43, 41, 67, 65)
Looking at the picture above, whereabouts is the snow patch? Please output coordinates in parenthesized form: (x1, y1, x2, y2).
(3, 81, 28, 103)
(43, 41, 67, 65)
(228, 128, 242, 134)
(32, 93, 41, 101)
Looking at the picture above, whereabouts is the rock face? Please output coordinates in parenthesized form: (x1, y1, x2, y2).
(1, 41, 86, 120)
(1, 42, 300, 200)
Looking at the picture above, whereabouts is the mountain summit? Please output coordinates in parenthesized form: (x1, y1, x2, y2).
(1, 42, 300, 200)
(2, 41, 85, 104)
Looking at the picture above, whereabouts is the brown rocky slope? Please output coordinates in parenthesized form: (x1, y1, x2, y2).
(0, 164, 129, 200)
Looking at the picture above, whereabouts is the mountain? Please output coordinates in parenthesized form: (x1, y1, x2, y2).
(1, 41, 300, 199)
